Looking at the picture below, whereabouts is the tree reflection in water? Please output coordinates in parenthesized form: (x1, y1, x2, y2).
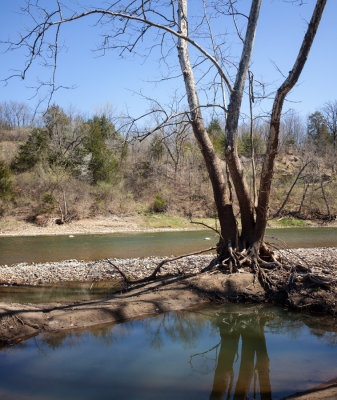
(15, 304, 337, 399)
(190, 308, 272, 399)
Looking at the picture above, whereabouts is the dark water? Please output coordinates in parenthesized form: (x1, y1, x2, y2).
(0, 227, 336, 265)
(1, 304, 336, 399)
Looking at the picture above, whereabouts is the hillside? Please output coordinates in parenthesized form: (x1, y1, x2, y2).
(0, 111, 336, 233)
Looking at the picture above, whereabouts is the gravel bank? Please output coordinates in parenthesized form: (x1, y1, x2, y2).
(0, 247, 336, 286)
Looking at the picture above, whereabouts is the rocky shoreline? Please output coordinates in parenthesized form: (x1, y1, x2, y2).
(0, 247, 336, 286)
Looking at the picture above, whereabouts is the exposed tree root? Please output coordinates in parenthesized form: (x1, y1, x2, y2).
(106, 241, 336, 297)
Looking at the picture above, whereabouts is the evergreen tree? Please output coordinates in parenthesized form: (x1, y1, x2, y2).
(86, 115, 121, 184)
(11, 128, 49, 172)
(0, 161, 14, 200)
(307, 112, 330, 147)
(207, 119, 226, 156)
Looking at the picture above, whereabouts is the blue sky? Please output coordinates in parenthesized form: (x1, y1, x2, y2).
(0, 0, 336, 123)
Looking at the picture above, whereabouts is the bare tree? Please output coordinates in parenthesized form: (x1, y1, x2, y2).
(274, 161, 311, 218)
(279, 109, 305, 149)
(322, 100, 337, 171)
(4, 0, 327, 276)
(0, 101, 32, 129)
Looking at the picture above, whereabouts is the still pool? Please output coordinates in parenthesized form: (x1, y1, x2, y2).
(1, 304, 336, 399)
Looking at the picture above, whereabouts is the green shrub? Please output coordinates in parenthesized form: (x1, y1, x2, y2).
(38, 192, 56, 214)
(274, 218, 307, 227)
(11, 128, 49, 172)
(0, 161, 14, 200)
(150, 193, 167, 213)
(238, 132, 264, 156)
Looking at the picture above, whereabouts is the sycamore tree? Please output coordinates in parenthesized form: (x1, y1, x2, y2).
(5, 0, 327, 281)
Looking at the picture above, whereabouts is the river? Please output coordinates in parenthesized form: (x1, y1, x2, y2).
(0, 227, 336, 265)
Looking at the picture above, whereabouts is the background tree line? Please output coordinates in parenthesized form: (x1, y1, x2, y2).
(0, 100, 336, 224)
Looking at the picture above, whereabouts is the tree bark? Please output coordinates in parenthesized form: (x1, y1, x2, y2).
(177, 0, 238, 254)
(249, 71, 258, 209)
(255, 0, 327, 246)
(225, 0, 262, 248)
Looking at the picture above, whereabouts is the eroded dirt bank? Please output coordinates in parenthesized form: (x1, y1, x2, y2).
(1, 264, 336, 346)
(0, 272, 263, 345)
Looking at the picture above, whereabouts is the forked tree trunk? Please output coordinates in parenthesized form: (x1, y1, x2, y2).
(225, 0, 262, 249)
(320, 179, 332, 219)
(178, 0, 326, 261)
(298, 182, 309, 215)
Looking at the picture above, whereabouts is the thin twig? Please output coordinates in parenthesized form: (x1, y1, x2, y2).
(190, 220, 220, 235)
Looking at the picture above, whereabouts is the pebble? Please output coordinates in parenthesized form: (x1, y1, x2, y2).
(0, 248, 335, 286)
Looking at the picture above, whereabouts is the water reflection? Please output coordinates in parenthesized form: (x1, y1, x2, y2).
(208, 309, 272, 399)
(1, 305, 337, 400)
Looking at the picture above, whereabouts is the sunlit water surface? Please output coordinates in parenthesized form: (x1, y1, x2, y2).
(1, 227, 336, 265)
(1, 304, 336, 399)
(0, 227, 336, 303)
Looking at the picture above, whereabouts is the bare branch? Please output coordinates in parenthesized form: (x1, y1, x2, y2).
(8, 2, 233, 94)
(190, 220, 220, 235)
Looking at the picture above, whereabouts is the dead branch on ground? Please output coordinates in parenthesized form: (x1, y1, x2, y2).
(106, 246, 216, 287)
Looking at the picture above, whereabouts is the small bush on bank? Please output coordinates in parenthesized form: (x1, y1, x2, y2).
(0, 161, 15, 216)
(150, 193, 167, 213)
(0, 161, 14, 200)
(37, 192, 56, 214)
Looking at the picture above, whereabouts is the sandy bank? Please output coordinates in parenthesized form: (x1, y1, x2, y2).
(0, 215, 165, 237)
(1, 215, 335, 237)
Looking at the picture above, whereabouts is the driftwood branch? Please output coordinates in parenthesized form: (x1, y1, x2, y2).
(299, 273, 335, 289)
(106, 246, 216, 286)
(149, 246, 216, 280)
